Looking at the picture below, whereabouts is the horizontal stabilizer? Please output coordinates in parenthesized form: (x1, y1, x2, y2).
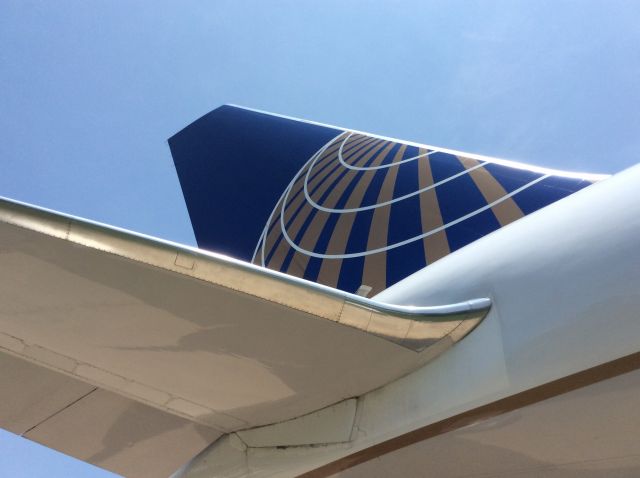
(0, 197, 489, 476)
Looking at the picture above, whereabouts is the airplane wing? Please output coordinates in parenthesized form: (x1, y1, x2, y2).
(0, 196, 488, 477)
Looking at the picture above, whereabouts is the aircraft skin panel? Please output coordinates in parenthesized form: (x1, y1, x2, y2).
(0, 353, 221, 478)
(170, 105, 606, 296)
(23, 387, 221, 478)
(0, 353, 95, 435)
(326, 365, 640, 478)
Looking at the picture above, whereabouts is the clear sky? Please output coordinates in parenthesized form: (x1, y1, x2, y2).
(0, 1, 639, 476)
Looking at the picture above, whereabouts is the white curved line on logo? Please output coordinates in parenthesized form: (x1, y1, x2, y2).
(339, 132, 435, 171)
(279, 174, 550, 259)
(304, 150, 489, 214)
(252, 132, 344, 265)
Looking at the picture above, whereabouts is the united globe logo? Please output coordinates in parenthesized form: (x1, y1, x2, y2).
(252, 131, 565, 296)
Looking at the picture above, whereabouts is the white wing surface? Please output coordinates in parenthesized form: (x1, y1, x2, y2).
(0, 197, 488, 477)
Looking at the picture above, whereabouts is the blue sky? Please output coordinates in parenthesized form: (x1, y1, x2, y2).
(0, 1, 639, 476)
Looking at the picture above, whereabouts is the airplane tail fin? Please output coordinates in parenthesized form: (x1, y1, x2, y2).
(169, 105, 605, 295)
